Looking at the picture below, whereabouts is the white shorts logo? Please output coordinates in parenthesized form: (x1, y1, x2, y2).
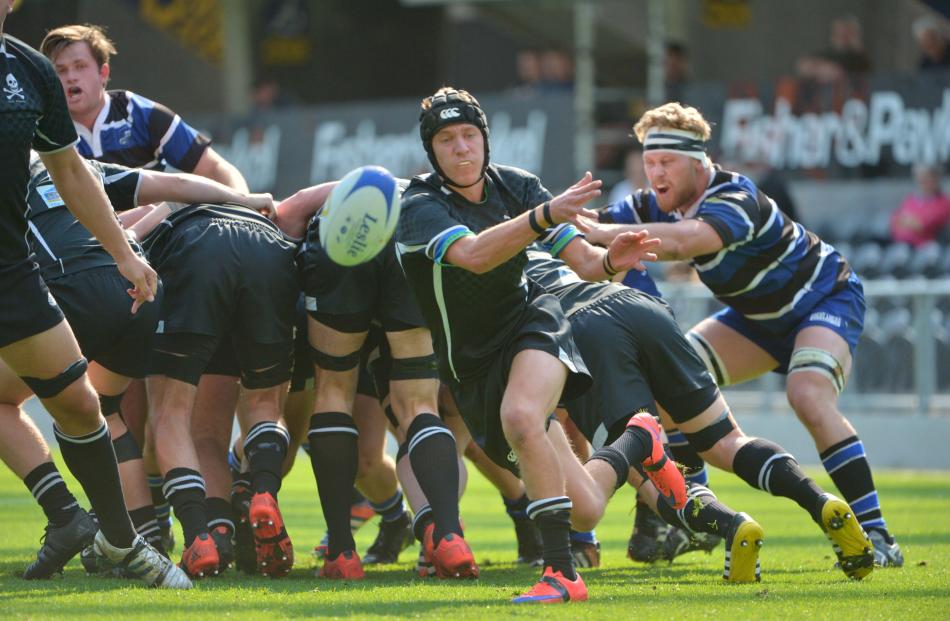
(808, 311, 842, 327)
(440, 107, 461, 120)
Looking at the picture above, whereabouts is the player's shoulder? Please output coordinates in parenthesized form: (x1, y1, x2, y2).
(702, 169, 760, 210)
(2, 34, 54, 78)
(488, 163, 540, 192)
(403, 173, 448, 207)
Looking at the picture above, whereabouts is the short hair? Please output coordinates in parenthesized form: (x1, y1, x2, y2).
(665, 41, 688, 58)
(41, 24, 117, 67)
(633, 102, 711, 143)
(420, 86, 479, 112)
(913, 15, 947, 40)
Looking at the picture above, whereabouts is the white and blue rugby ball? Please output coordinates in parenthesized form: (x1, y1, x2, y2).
(319, 165, 400, 266)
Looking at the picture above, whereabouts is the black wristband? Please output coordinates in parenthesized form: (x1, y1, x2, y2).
(528, 208, 546, 236)
(542, 201, 553, 227)
(602, 252, 619, 277)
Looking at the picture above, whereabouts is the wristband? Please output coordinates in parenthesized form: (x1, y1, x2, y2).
(542, 201, 553, 227)
(602, 252, 619, 277)
(528, 208, 546, 236)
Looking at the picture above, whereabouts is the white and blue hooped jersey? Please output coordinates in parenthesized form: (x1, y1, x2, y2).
(600, 167, 857, 334)
(74, 90, 209, 172)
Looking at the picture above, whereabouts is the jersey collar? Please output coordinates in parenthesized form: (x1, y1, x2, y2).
(74, 93, 112, 156)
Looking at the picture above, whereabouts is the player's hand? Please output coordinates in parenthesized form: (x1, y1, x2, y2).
(241, 193, 277, 219)
(547, 172, 602, 225)
(572, 214, 615, 245)
(604, 230, 660, 273)
(117, 253, 158, 314)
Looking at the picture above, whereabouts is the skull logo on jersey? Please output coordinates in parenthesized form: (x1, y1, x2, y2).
(4, 73, 25, 101)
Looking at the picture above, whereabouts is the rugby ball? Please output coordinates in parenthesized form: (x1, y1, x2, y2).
(319, 165, 401, 266)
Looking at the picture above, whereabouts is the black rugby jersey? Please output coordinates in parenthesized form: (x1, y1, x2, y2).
(25, 154, 140, 280)
(524, 249, 629, 316)
(397, 164, 566, 381)
(0, 34, 78, 267)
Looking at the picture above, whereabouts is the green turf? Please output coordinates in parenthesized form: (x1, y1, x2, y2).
(1, 460, 947, 620)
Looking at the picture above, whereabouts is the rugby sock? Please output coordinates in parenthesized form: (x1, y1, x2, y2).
(411, 505, 433, 542)
(503, 493, 530, 520)
(308, 412, 359, 557)
(588, 424, 653, 490)
(148, 472, 172, 530)
(163, 467, 209, 544)
(351, 487, 367, 505)
(207, 496, 236, 536)
(733, 438, 825, 522)
(820, 436, 890, 541)
(528, 497, 576, 580)
(227, 445, 243, 480)
(370, 490, 407, 523)
(243, 421, 290, 497)
(666, 428, 710, 486)
(570, 529, 597, 544)
(54, 422, 135, 548)
(406, 414, 461, 544)
(129, 505, 164, 553)
(655, 483, 735, 536)
(23, 462, 79, 527)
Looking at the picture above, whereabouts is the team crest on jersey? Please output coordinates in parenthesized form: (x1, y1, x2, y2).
(4, 73, 25, 101)
(507, 450, 519, 465)
(37, 185, 65, 209)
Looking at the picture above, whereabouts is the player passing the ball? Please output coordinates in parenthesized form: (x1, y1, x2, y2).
(396, 87, 681, 604)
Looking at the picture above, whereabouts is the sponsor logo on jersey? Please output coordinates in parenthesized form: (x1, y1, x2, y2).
(37, 185, 65, 209)
(808, 311, 842, 327)
(440, 107, 461, 120)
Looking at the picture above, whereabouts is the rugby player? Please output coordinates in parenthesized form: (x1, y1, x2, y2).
(0, 2, 186, 588)
(282, 177, 466, 580)
(579, 102, 901, 568)
(396, 87, 678, 603)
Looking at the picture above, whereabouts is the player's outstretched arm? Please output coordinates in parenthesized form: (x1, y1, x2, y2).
(137, 170, 276, 217)
(445, 172, 603, 274)
(274, 182, 338, 239)
(39, 147, 156, 312)
(575, 216, 723, 261)
(192, 147, 250, 193)
(558, 233, 660, 281)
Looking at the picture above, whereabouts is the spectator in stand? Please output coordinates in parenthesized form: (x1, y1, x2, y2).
(797, 15, 870, 84)
(913, 16, 950, 71)
(664, 42, 691, 103)
(891, 164, 950, 247)
(607, 146, 647, 205)
(538, 48, 574, 92)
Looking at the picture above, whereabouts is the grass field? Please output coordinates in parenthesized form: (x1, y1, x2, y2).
(0, 459, 948, 620)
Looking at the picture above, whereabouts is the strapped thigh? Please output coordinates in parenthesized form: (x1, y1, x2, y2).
(21, 358, 88, 398)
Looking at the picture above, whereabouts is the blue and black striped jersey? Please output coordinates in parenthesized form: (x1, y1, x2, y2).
(75, 90, 209, 172)
(601, 167, 854, 332)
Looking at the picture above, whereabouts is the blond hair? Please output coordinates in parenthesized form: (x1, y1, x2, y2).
(633, 102, 711, 143)
(41, 24, 117, 67)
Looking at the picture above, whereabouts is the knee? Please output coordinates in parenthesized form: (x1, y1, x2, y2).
(500, 405, 545, 449)
(786, 376, 833, 426)
(700, 431, 748, 472)
(357, 450, 383, 480)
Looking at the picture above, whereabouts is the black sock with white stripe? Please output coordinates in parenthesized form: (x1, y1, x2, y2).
(243, 421, 290, 497)
(654, 483, 735, 537)
(23, 462, 79, 528)
(406, 414, 461, 544)
(370, 489, 407, 523)
(733, 438, 825, 522)
(147, 472, 172, 531)
(528, 496, 576, 580)
(308, 412, 359, 558)
(820, 436, 890, 540)
(163, 467, 209, 544)
(129, 505, 164, 553)
(54, 422, 135, 548)
(207, 496, 236, 536)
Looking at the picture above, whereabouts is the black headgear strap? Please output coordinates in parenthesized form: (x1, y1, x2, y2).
(419, 89, 490, 188)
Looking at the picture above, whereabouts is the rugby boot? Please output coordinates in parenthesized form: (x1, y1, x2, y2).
(363, 512, 414, 565)
(313, 499, 376, 560)
(23, 507, 97, 579)
(94, 531, 192, 589)
(249, 491, 294, 577)
(627, 500, 670, 563)
(663, 527, 722, 562)
(180, 533, 220, 578)
(415, 545, 435, 577)
(570, 536, 601, 569)
(231, 483, 256, 573)
(868, 529, 904, 568)
(209, 525, 235, 574)
(318, 549, 366, 580)
(722, 513, 764, 583)
(627, 413, 687, 509)
(818, 494, 874, 580)
(513, 516, 544, 566)
(512, 567, 588, 604)
(422, 523, 478, 579)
